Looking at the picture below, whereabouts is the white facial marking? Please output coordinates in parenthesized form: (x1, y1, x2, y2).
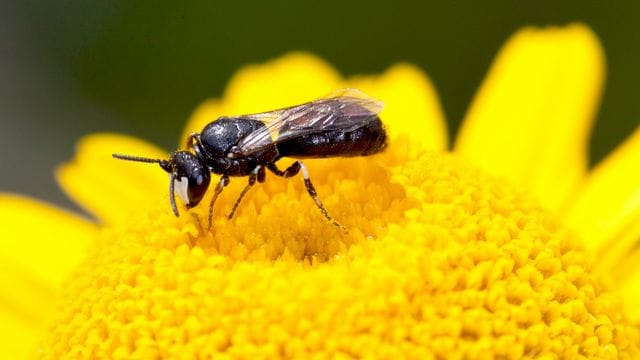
(174, 176, 190, 204)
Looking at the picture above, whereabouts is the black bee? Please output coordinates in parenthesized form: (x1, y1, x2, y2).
(113, 89, 387, 229)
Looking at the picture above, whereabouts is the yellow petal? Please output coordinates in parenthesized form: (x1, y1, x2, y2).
(56, 133, 169, 224)
(0, 308, 44, 360)
(564, 126, 640, 270)
(224, 52, 342, 113)
(182, 52, 341, 144)
(0, 194, 95, 359)
(348, 63, 448, 157)
(455, 24, 605, 212)
(0, 194, 94, 288)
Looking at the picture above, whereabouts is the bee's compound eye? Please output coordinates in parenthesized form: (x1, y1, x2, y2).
(173, 175, 191, 205)
(186, 173, 210, 207)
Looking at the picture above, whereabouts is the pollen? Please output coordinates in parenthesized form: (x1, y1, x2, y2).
(39, 152, 638, 358)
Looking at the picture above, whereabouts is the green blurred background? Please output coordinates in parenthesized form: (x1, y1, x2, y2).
(2, 1, 638, 210)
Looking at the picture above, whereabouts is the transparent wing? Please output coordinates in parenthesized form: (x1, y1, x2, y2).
(234, 89, 383, 156)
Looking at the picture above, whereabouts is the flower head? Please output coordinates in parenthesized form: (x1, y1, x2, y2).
(1, 24, 640, 358)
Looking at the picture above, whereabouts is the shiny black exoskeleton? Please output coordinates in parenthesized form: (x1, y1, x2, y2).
(113, 89, 387, 230)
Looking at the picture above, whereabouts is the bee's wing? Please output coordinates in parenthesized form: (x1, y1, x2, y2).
(235, 89, 383, 156)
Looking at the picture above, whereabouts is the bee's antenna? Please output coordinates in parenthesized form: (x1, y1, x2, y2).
(112, 153, 165, 164)
(113, 153, 178, 215)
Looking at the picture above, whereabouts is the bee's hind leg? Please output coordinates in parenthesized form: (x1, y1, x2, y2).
(267, 161, 346, 232)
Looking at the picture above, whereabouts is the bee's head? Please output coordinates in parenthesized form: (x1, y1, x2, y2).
(112, 151, 211, 216)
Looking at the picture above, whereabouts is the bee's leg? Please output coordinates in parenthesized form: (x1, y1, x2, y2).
(208, 175, 230, 229)
(267, 162, 346, 231)
(169, 172, 180, 217)
(228, 165, 264, 220)
(267, 161, 299, 177)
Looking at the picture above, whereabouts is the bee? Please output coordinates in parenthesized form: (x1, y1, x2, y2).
(113, 89, 387, 229)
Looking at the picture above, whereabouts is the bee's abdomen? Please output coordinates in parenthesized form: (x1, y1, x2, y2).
(275, 117, 387, 159)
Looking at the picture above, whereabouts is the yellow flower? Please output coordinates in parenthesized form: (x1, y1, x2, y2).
(2, 23, 639, 358)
